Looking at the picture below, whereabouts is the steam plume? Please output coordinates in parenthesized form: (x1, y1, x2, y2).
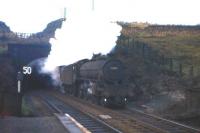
(43, 2, 121, 71)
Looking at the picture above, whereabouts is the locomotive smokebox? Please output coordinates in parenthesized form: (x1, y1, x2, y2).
(80, 59, 124, 83)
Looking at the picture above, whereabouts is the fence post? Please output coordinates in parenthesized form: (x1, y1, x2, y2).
(161, 55, 165, 65)
(128, 38, 130, 46)
(190, 66, 194, 78)
(0, 93, 3, 113)
(179, 63, 182, 76)
(170, 58, 173, 71)
(146, 46, 151, 60)
(142, 44, 145, 57)
(197, 67, 200, 77)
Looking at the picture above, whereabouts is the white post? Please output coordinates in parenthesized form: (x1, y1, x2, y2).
(17, 80, 21, 93)
(17, 71, 23, 93)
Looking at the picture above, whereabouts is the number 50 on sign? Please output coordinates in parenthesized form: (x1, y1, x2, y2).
(23, 66, 32, 75)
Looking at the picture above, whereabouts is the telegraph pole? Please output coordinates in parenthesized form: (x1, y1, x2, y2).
(64, 7, 66, 21)
(92, 0, 94, 11)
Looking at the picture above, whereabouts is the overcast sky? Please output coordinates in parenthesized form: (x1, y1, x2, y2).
(0, 0, 199, 33)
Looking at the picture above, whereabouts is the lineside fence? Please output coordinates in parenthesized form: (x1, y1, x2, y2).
(117, 37, 200, 79)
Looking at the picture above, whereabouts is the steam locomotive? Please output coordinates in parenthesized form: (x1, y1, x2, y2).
(58, 58, 134, 107)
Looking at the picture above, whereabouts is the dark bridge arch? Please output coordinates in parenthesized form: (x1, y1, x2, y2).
(7, 43, 51, 71)
(22, 57, 53, 91)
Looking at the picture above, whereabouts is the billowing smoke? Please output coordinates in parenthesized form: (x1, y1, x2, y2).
(42, 0, 200, 73)
(28, 58, 60, 86)
(43, 1, 122, 71)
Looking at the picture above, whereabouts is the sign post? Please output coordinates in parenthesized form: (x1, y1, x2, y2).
(16, 71, 23, 116)
(17, 71, 23, 93)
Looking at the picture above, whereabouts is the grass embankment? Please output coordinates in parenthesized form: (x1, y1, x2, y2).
(112, 23, 200, 119)
(120, 23, 200, 77)
(122, 24, 200, 56)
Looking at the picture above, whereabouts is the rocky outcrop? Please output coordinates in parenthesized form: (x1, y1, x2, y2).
(29, 18, 65, 42)
(41, 18, 64, 36)
(0, 18, 65, 44)
(0, 21, 11, 32)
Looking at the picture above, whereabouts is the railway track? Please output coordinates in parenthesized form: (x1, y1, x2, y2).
(40, 93, 121, 133)
(49, 91, 200, 133)
(49, 91, 172, 133)
(121, 107, 200, 133)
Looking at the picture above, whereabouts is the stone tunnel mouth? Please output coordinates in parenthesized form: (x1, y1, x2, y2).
(22, 58, 55, 92)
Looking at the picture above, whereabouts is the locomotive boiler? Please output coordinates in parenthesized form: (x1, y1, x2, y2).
(59, 58, 134, 107)
(80, 59, 124, 83)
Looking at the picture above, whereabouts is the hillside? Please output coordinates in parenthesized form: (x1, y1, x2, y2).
(111, 22, 200, 126)
(116, 22, 200, 77)
(120, 22, 200, 60)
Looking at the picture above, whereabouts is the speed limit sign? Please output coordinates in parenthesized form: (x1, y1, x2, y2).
(22, 66, 32, 75)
